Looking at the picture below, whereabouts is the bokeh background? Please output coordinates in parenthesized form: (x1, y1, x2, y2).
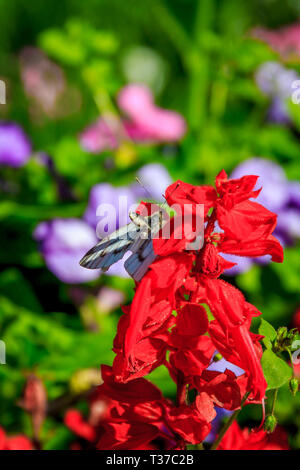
(0, 0, 300, 449)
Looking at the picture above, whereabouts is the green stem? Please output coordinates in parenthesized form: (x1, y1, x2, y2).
(271, 388, 278, 416)
(210, 391, 250, 450)
(151, 0, 193, 70)
(188, 0, 214, 133)
(288, 349, 295, 377)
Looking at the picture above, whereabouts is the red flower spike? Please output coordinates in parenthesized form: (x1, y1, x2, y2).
(96, 172, 286, 450)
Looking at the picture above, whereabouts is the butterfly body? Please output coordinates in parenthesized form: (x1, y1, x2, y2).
(79, 210, 167, 282)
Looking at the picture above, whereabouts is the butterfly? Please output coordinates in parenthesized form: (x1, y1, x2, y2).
(79, 206, 168, 282)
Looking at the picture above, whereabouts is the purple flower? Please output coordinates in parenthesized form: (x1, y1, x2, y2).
(287, 181, 300, 209)
(34, 218, 100, 284)
(267, 96, 290, 124)
(255, 61, 299, 123)
(255, 61, 298, 99)
(0, 122, 31, 167)
(136, 163, 172, 202)
(230, 157, 289, 212)
(83, 183, 137, 235)
(84, 164, 172, 234)
(81, 163, 172, 278)
(277, 209, 300, 239)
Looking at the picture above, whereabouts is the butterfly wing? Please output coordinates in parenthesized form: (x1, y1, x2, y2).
(79, 222, 140, 271)
(80, 211, 167, 280)
(124, 239, 156, 282)
(124, 211, 166, 282)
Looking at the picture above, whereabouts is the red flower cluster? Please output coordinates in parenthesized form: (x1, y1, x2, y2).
(68, 171, 284, 449)
(65, 365, 215, 450)
(0, 427, 33, 450)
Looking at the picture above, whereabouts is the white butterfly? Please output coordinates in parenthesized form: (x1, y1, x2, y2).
(80, 208, 167, 282)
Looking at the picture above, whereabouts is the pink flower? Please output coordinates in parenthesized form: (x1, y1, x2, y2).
(118, 84, 186, 142)
(79, 84, 186, 153)
(254, 22, 300, 60)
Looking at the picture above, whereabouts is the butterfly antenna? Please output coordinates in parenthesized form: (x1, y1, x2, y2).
(160, 181, 180, 211)
(135, 177, 154, 200)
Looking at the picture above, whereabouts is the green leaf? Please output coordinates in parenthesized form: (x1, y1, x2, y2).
(261, 350, 292, 390)
(0, 269, 42, 313)
(39, 29, 86, 65)
(259, 319, 277, 349)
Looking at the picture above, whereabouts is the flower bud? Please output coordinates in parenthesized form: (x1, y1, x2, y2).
(277, 327, 287, 341)
(197, 243, 223, 278)
(213, 353, 223, 362)
(264, 414, 277, 433)
(289, 377, 299, 396)
(274, 327, 297, 351)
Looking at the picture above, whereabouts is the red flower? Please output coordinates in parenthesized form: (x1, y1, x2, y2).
(166, 393, 215, 444)
(65, 410, 97, 442)
(217, 421, 289, 450)
(166, 303, 215, 382)
(99, 171, 286, 450)
(215, 170, 283, 262)
(0, 427, 33, 450)
(196, 243, 236, 279)
(66, 365, 216, 449)
(165, 180, 216, 217)
(159, 170, 283, 263)
(193, 369, 245, 411)
(204, 279, 266, 400)
(293, 308, 300, 333)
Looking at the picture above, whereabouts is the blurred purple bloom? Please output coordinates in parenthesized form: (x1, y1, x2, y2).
(277, 209, 300, 239)
(83, 183, 137, 234)
(267, 96, 290, 124)
(0, 122, 31, 167)
(82, 163, 172, 278)
(205, 407, 232, 444)
(255, 61, 298, 99)
(287, 181, 300, 209)
(224, 157, 300, 275)
(255, 61, 299, 122)
(231, 157, 288, 212)
(84, 163, 172, 233)
(34, 218, 100, 284)
(135, 163, 172, 202)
